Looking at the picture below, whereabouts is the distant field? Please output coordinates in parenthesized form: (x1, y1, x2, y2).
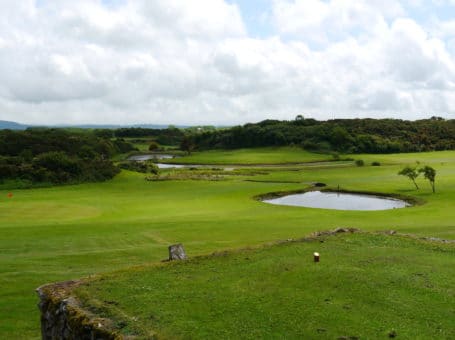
(164, 146, 334, 164)
(355, 150, 455, 165)
(162, 147, 455, 166)
(121, 137, 153, 151)
(0, 149, 454, 338)
(75, 232, 455, 339)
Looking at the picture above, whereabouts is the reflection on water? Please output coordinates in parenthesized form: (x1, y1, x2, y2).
(128, 155, 232, 170)
(264, 191, 409, 211)
(155, 163, 187, 169)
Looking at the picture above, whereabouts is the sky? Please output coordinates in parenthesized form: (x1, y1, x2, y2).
(0, 0, 454, 125)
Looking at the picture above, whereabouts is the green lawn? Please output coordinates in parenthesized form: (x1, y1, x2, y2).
(0, 148, 454, 338)
(75, 232, 455, 339)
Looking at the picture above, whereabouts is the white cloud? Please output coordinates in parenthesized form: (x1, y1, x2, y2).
(272, 0, 404, 44)
(384, 19, 455, 87)
(0, 0, 454, 125)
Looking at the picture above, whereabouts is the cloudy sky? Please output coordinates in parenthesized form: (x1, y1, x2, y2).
(1, 0, 454, 125)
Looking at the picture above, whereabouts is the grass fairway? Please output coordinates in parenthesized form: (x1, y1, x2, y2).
(0, 148, 454, 338)
(164, 146, 334, 165)
(75, 232, 455, 339)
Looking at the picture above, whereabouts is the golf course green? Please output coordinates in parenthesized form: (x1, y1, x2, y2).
(1, 147, 454, 338)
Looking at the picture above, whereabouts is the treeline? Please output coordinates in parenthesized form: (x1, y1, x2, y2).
(191, 117, 455, 153)
(94, 126, 220, 146)
(94, 127, 185, 146)
(0, 129, 132, 185)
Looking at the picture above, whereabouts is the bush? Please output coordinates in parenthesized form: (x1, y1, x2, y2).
(118, 161, 160, 175)
(355, 159, 365, 167)
(148, 161, 160, 175)
(371, 161, 381, 166)
(149, 142, 160, 151)
(34, 152, 82, 176)
(0, 130, 121, 187)
(113, 139, 137, 153)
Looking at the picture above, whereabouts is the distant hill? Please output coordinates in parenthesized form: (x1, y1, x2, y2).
(72, 124, 187, 129)
(0, 120, 28, 130)
(0, 121, 188, 130)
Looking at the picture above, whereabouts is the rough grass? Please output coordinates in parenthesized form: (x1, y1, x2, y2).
(75, 232, 455, 339)
(0, 148, 454, 338)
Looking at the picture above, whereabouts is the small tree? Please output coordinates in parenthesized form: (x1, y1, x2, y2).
(398, 166, 419, 189)
(355, 159, 364, 167)
(180, 136, 195, 155)
(146, 161, 160, 175)
(419, 166, 436, 193)
(148, 141, 160, 151)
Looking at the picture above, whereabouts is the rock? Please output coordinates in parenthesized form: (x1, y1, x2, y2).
(423, 236, 455, 243)
(168, 243, 187, 260)
(333, 227, 359, 233)
(309, 227, 359, 238)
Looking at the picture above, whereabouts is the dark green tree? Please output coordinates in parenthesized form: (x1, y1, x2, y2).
(180, 136, 195, 155)
(330, 126, 354, 151)
(398, 166, 420, 189)
(148, 141, 160, 151)
(93, 129, 114, 139)
(419, 166, 436, 193)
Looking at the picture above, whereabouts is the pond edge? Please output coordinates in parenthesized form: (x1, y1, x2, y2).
(254, 185, 424, 207)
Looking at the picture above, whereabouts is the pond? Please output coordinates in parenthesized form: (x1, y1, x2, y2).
(128, 154, 177, 161)
(128, 155, 234, 170)
(155, 164, 235, 170)
(155, 163, 187, 169)
(263, 191, 410, 211)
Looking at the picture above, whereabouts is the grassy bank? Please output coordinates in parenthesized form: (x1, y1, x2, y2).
(74, 232, 455, 339)
(0, 148, 454, 338)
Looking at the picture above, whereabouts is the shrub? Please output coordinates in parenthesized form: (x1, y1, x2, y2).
(355, 159, 365, 167)
(148, 142, 160, 151)
(34, 152, 81, 176)
(113, 138, 137, 153)
(118, 161, 160, 175)
(371, 161, 381, 166)
(148, 162, 160, 175)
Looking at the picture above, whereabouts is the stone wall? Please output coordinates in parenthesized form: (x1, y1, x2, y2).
(36, 280, 121, 340)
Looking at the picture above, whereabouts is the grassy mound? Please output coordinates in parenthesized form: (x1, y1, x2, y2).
(74, 232, 455, 339)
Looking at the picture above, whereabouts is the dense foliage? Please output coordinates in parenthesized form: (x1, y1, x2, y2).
(117, 160, 159, 174)
(112, 127, 185, 145)
(191, 117, 455, 153)
(0, 129, 127, 185)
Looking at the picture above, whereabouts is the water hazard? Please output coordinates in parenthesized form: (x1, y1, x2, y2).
(264, 191, 409, 211)
(128, 154, 177, 161)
